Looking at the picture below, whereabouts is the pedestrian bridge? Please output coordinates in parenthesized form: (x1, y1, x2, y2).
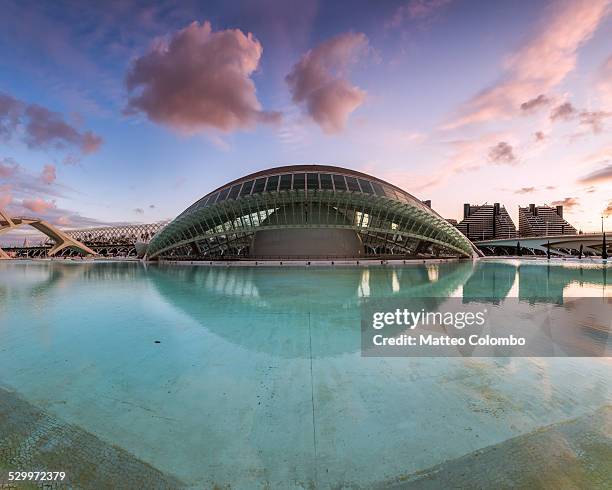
(0, 208, 96, 258)
(474, 233, 609, 256)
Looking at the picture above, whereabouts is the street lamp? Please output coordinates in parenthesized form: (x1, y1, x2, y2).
(603, 216, 608, 260)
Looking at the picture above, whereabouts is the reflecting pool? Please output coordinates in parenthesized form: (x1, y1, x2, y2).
(0, 259, 610, 488)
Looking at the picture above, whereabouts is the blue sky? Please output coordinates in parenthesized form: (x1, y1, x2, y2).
(1, 0, 612, 243)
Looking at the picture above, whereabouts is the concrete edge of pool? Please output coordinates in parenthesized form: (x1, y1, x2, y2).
(5, 256, 609, 268)
(1, 385, 610, 489)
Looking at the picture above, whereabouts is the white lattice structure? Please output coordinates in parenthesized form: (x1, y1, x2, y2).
(61, 221, 169, 246)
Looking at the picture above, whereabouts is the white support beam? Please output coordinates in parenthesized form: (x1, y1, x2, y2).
(0, 208, 96, 258)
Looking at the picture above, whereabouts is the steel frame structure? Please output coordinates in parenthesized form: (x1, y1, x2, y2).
(147, 166, 476, 260)
(62, 222, 169, 245)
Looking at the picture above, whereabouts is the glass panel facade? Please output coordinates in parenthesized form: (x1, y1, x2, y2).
(239, 180, 254, 197)
(191, 195, 210, 212)
(265, 175, 279, 192)
(371, 182, 385, 196)
(293, 173, 305, 190)
(279, 174, 292, 190)
(358, 179, 373, 194)
(228, 184, 241, 200)
(398, 193, 412, 204)
(333, 175, 346, 191)
(383, 185, 399, 200)
(252, 178, 267, 194)
(148, 191, 474, 259)
(306, 173, 319, 190)
(320, 173, 333, 190)
(147, 168, 476, 259)
(345, 176, 361, 192)
(218, 188, 230, 202)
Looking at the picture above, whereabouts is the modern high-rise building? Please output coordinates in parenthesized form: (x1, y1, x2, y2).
(455, 203, 517, 241)
(518, 204, 577, 236)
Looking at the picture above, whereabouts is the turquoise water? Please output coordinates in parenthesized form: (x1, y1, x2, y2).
(0, 259, 610, 488)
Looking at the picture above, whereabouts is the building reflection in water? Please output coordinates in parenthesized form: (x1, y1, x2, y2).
(2, 259, 609, 305)
(1, 259, 609, 358)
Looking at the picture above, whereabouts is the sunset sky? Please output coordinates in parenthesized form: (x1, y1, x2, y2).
(1, 0, 612, 243)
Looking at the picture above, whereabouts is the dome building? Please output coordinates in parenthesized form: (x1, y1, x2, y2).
(146, 165, 477, 260)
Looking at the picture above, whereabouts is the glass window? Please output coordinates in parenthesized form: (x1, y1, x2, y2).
(218, 187, 230, 201)
(210, 192, 220, 203)
(228, 184, 242, 200)
(307, 173, 319, 190)
(320, 173, 333, 190)
(383, 185, 399, 200)
(358, 179, 373, 193)
(194, 195, 210, 211)
(239, 180, 254, 197)
(279, 174, 292, 190)
(396, 191, 406, 202)
(293, 173, 305, 190)
(371, 182, 385, 196)
(345, 176, 361, 192)
(333, 174, 346, 191)
(252, 177, 267, 194)
(265, 175, 279, 192)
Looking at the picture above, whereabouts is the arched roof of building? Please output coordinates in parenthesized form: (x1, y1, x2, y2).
(147, 164, 476, 259)
(176, 165, 437, 220)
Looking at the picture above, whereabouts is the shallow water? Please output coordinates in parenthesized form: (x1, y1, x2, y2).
(0, 259, 610, 488)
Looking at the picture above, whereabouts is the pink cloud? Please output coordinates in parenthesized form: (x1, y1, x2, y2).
(41, 164, 56, 184)
(410, 131, 517, 190)
(22, 197, 56, 214)
(598, 55, 612, 108)
(515, 187, 536, 194)
(550, 102, 577, 121)
(579, 110, 612, 133)
(443, 0, 610, 129)
(24, 104, 102, 154)
(125, 21, 280, 133)
(520, 94, 551, 113)
(0, 92, 24, 140)
(0, 158, 66, 201)
(286, 32, 368, 134)
(0, 158, 18, 178)
(0, 92, 102, 156)
(580, 145, 612, 166)
(578, 164, 612, 185)
(56, 215, 71, 226)
(0, 184, 12, 208)
(488, 141, 517, 164)
(551, 196, 579, 210)
(387, 0, 452, 28)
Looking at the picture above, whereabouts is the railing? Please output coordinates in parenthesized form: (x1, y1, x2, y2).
(160, 253, 461, 261)
(475, 231, 611, 243)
